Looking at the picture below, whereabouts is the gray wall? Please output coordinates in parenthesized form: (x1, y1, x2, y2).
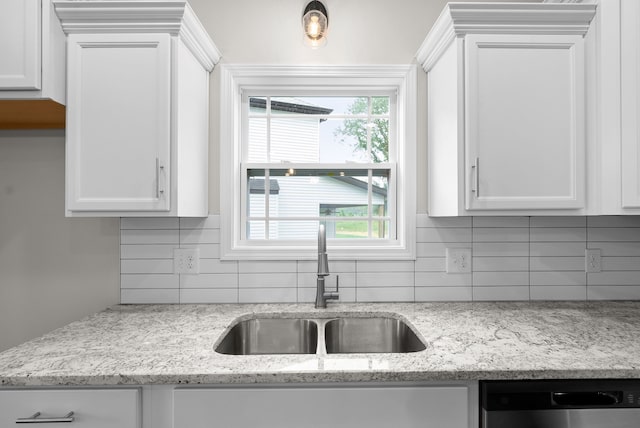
(0, 131, 119, 352)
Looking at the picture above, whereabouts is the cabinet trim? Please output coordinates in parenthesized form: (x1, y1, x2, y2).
(53, 1, 220, 71)
(417, 3, 596, 72)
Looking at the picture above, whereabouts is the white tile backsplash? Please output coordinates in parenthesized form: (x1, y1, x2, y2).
(415, 286, 472, 301)
(601, 257, 640, 271)
(121, 229, 179, 245)
(587, 285, 640, 300)
(530, 216, 587, 228)
(356, 287, 414, 302)
(120, 215, 640, 303)
(180, 273, 238, 288)
(472, 217, 529, 228)
(416, 227, 472, 243)
(415, 272, 472, 287)
(120, 274, 179, 289)
(473, 228, 529, 242)
(120, 218, 179, 230)
(530, 256, 585, 271)
(530, 228, 587, 242)
(121, 288, 179, 304)
(473, 242, 529, 257)
(415, 257, 446, 272)
(473, 272, 529, 286)
(239, 288, 297, 303)
(180, 288, 238, 304)
(587, 216, 640, 227)
(472, 256, 529, 272)
(473, 286, 530, 301)
(356, 272, 415, 288)
(530, 242, 586, 257)
(531, 285, 586, 301)
(121, 259, 174, 274)
(530, 271, 586, 286)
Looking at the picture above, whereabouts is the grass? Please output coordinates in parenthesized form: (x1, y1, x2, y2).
(335, 221, 386, 238)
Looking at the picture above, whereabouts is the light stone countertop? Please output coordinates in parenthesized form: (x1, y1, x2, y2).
(1, 301, 639, 387)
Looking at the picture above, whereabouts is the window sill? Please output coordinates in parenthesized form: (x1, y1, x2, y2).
(220, 240, 416, 261)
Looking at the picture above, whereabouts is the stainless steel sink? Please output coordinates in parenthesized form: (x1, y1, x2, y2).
(215, 318, 318, 355)
(324, 317, 426, 354)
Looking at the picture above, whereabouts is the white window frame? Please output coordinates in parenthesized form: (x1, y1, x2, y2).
(220, 65, 416, 260)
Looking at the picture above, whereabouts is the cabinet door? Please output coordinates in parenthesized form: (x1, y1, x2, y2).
(465, 34, 585, 211)
(622, 0, 640, 208)
(66, 33, 171, 212)
(0, 0, 41, 89)
(174, 385, 471, 428)
(0, 389, 140, 427)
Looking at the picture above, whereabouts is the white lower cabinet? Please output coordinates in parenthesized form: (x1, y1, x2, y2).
(0, 383, 477, 428)
(0, 388, 140, 427)
(172, 383, 477, 428)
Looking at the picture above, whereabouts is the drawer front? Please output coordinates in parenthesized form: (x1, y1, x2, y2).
(175, 385, 471, 428)
(0, 389, 140, 427)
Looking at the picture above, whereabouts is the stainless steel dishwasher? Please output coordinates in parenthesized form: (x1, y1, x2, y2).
(481, 380, 640, 428)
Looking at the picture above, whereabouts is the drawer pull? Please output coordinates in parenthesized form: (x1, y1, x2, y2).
(16, 411, 74, 423)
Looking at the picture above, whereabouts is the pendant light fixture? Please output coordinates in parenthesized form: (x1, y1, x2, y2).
(302, 1, 328, 48)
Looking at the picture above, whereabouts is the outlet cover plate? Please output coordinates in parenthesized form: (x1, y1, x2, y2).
(585, 249, 601, 273)
(174, 248, 200, 274)
(446, 248, 472, 273)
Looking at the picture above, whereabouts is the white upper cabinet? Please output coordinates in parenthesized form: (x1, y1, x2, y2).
(54, 1, 220, 217)
(0, 0, 66, 129)
(0, 0, 64, 100)
(417, 3, 596, 216)
(0, 0, 40, 90)
(621, 0, 640, 209)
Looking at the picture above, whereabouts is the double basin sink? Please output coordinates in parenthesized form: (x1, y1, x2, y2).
(215, 315, 426, 355)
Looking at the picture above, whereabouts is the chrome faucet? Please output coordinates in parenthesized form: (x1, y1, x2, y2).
(315, 224, 339, 308)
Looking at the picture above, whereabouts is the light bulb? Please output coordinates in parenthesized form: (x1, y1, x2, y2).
(307, 16, 320, 38)
(302, 1, 328, 48)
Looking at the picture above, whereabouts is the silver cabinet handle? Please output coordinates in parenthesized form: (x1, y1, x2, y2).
(155, 158, 165, 198)
(16, 411, 74, 424)
(471, 157, 480, 197)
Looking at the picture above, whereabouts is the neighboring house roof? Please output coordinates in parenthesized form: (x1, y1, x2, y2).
(248, 176, 387, 197)
(331, 176, 388, 197)
(249, 178, 280, 195)
(249, 97, 333, 116)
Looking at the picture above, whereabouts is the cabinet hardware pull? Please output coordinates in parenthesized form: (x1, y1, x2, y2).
(16, 411, 74, 423)
(155, 158, 165, 198)
(472, 157, 480, 197)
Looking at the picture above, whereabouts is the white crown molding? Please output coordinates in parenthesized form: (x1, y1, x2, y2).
(416, 3, 597, 71)
(53, 1, 220, 71)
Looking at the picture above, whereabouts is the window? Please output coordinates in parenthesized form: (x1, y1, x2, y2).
(220, 66, 416, 260)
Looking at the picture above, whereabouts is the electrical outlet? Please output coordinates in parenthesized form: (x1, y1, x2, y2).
(174, 248, 199, 274)
(446, 248, 472, 273)
(585, 249, 601, 273)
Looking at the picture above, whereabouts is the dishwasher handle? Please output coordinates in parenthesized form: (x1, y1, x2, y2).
(552, 391, 621, 406)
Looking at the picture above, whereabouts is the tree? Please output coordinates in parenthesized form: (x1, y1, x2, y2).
(334, 97, 389, 163)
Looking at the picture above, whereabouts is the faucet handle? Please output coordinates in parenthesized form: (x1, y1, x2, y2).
(324, 275, 339, 301)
